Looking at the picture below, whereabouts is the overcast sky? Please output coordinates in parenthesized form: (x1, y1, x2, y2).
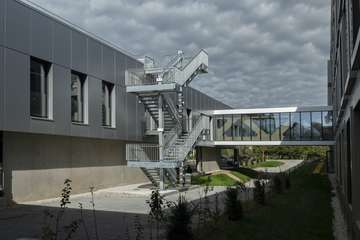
(28, 0, 330, 108)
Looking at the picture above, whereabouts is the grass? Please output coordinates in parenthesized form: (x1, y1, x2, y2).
(249, 160, 285, 168)
(191, 174, 239, 186)
(198, 162, 334, 240)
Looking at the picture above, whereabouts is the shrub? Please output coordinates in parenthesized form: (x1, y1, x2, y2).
(224, 187, 243, 221)
(254, 180, 266, 205)
(285, 174, 291, 190)
(167, 196, 194, 240)
(272, 175, 283, 194)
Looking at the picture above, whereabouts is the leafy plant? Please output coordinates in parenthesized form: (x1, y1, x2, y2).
(166, 195, 195, 240)
(254, 179, 266, 205)
(224, 187, 243, 221)
(146, 189, 170, 239)
(41, 179, 81, 240)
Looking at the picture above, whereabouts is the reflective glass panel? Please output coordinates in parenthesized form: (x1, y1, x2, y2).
(224, 116, 233, 140)
(271, 113, 281, 141)
(214, 116, 224, 140)
(251, 115, 261, 141)
(280, 112, 291, 140)
(241, 115, 252, 141)
(322, 111, 333, 140)
(233, 115, 242, 141)
(311, 112, 322, 140)
(290, 112, 301, 140)
(301, 112, 312, 140)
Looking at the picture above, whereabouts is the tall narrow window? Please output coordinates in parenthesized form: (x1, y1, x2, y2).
(30, 57, 52, 118)
(71, 71, 88, 124)
(102, 81, 115, 127)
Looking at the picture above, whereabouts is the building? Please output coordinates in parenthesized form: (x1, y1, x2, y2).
(0, 0, 336, 213)
(329, 0, 360, 238)
(0, 0, 229, 204)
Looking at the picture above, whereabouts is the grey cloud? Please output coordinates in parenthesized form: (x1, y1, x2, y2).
(30, 0, 330, 108)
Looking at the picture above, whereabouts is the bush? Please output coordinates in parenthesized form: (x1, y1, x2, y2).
(254, 180, 266, 205)
(272, 175, 283, 194)
(167, 196, 194, 240)
(224, 187, 243, 221)
(285, 174, 291, 190)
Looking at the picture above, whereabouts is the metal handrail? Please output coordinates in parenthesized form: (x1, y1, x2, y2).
(163, 94, 182, 126)
(164, 115, 210, 161)
(126, 144, 160, 162)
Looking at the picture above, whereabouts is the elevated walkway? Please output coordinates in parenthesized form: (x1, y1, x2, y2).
(204, 106, 335, 146)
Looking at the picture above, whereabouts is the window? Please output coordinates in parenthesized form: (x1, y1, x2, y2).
(290, 112, 301, 140)
(224, 116, 233, 140)
(322, 111, 333, 140)
(300, 112, 311, 140)
(102, 81, 116, 127)
(30, 57, 53, 119)
(214, 116, 224, 140)
(280, 112, 290, 140)
(71, 71, 88, 124)
(311, 112, 322, 140)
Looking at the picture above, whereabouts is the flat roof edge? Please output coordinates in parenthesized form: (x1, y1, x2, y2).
(209, 106, 333, 115)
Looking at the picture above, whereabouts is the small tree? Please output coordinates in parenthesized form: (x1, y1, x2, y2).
(146, 189, 168, 239)
(253, 179, 266, 205)
(224, 187, 243, 221)
(167, 196, 194, 240)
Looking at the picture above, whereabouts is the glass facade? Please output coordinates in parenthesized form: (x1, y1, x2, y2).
(213, 111, 333, 141)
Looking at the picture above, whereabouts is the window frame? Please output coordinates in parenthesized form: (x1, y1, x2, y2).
(102, 81, 116, 128)
(30, 56, 53, 120)
(71, 70, 89, 125)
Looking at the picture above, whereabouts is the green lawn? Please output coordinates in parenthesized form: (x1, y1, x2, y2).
(191, 174, 239, 186)
(249, 160, 285, 168)
(199, 162, 334, 240)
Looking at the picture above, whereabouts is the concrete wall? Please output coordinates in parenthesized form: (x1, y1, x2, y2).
(199, 147, 221, 173)
(3, 131, 148, 203)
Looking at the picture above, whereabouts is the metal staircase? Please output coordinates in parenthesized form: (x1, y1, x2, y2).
(125, 49, 210, 189)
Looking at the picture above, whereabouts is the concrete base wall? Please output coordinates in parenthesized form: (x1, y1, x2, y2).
(199, 147, 221, 173)
(2, 132, 148, 203)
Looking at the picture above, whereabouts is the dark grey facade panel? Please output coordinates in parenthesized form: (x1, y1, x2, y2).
(0, 47, 3, 129)
(30, 118, 55, 135)
(71, 30, 87, 73)
(116, 86, 127, 139)
(5, 0, 31, 54)
(115, 52, 126, 86)
(88, 76, 102, 137)
(3, 48, 30, 132)
(70, 123, 90, 138)
(0, 0, 4, 45)
(126, 93, 137, 141)
(102, 46, 115, 83)
(53, 65, 71, 135)
(53, 21, 71, 68)
(136, 101, 145, 139)
(87, 38, 102, 78)
(30, 11, 53, 61)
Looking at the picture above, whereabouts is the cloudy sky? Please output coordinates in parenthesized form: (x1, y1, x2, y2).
(27, 0, 330, 108)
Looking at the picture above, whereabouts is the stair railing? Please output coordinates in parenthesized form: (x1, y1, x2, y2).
(126, 144, 159, 162)
(163, 114, 210, 162)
